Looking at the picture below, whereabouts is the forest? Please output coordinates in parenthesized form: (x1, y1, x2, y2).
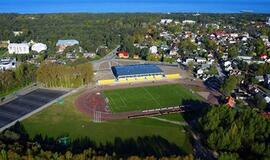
(36, 62, 93, 88)
(0, 63, 36, 99)
(0, 13, 269, 55)
(199, 105, 270, 160)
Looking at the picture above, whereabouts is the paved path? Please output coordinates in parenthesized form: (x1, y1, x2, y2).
(148, 117, 188, 126)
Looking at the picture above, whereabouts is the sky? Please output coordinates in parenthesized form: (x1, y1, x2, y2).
(0, 0, 270, 13)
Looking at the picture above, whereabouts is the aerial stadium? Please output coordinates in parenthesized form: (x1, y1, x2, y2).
(98, 64, 181, 85)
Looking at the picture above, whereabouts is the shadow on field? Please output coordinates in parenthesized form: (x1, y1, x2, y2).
(7, 122, 187, 158)
(181, 99, 210, 125)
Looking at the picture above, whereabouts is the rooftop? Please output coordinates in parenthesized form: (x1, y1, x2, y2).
(56, 39, 79, 46)
(111, 64, 163, 78)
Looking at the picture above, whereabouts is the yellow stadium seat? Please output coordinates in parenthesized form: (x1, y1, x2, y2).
(146, 76, 155, 81)
(165, 74, 181, 79)
(154, 75, 163, 80)
(136, 77, 145, 81)
(118, 78, 128, 83)
(98, 79, 115, 85)
(127, 78, 136, 83)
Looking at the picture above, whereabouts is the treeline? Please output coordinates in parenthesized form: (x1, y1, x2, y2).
(199, 105, 270, 160)
(0, 13, 269, 54)
(0, 63, 36, 98)
(0, 13, 159, 53)
(0, 123, 194, 160)
(36, 62, 93, 88)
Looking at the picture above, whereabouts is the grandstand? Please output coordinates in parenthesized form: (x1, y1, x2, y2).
(97, 64, 181, 85)
(111, 64, 164, 79)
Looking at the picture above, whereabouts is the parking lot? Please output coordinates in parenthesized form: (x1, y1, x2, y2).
(0, 88, 67, 128)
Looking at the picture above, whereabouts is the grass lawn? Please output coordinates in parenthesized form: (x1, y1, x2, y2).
(22, 92, 192, 153)
(103, 84, 201, 112)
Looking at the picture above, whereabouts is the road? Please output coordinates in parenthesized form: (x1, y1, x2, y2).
(91, 45, 120, 70)
(216, 63, 225, 78)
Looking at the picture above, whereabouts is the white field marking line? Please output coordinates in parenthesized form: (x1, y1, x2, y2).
(108, 93, 120, 111)
(117, 92, 128, 109)
(148, 117, 188, 126)
(108, 96, 114, 107)
(143, 87, 161, 108)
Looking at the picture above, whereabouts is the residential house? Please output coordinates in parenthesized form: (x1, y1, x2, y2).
(267, 17, 270, 25)
(13, 31, 23, 36)
(117, 51, 129, 59)
(256, 76, 264, 82)
(56, 39, 79, 53)
(66, 53, 77, 60)
(133, 54, 140, 59)
(182, 57, 195, 65)
(150, 46, 158, 54)
(31, 43, 47, 53)
(169, 50, 178, 56)
(83, 52, 96, 58)
(226, 96, 236, 108)
(182, 20, 196, 24)
(196, 68, 204, 77)
(224, 61, 233, 72)
(260, 54, 268, 60)
(264, 74, 270, 89)
(160, 19, 173, 25)
(0, 41, 9, 48)
(195, 57, 207, 64)
(0, 58, 16, 71)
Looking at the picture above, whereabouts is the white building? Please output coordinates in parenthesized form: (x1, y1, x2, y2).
(13, 31, 23, 36)
(0, 58, 16, 71)
(8, 43, 30, 54)
(266, 17, 270, 25)
(31, 43, 47, 53)
(150, 46, 158, 54)
(83, 52, 96, 58)
(195, 57, 207, 64)
(169, 50, 178, 56)
(182, 20, 196, 24)
(160, 19, 173, 25)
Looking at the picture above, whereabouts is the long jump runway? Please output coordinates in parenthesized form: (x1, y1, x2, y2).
(0, 88, 67, 128)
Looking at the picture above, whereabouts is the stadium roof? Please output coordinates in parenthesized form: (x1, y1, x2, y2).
(111, 64, 163, 78)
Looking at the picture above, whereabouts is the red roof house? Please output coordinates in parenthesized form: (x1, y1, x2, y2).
(260, 54, 268, 59)
(118, 51, 129, 59)
(226, 96, 236, 108)
(214, 31, 227, 37)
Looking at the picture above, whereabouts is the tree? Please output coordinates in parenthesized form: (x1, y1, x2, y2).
(139, 48, 149, 60)
(253, 94, 267, 110)
(228, 45, 239, 58)
(208, 64, 218, 76)
(254, 38, 266, 54)
(220, 76, 239, 96)
(37, 62, 93, 88)
(218, 152, 239, 160)
(178, 38, 197, 55)
(200, 105, 270, 159)
(146, 54, 160, 61)
(203, 37, 217, 52)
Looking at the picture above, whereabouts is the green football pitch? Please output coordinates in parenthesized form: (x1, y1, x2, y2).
(103, 84, 201, 113)
(22, 92, 193, 153)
